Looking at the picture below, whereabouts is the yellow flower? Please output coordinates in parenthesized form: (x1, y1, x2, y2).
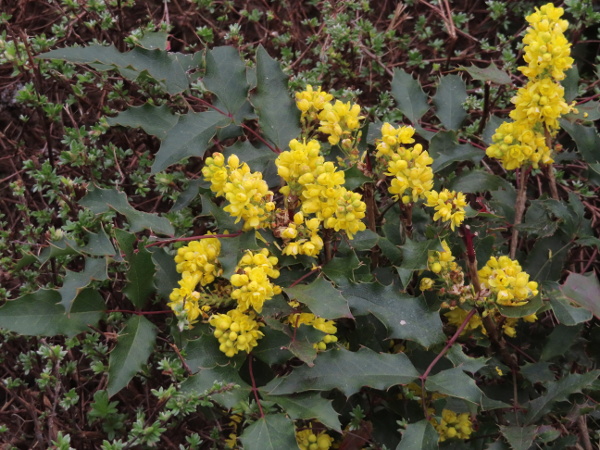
(209, 309, 264, 357)
(288, 312, 338, 350)
(425, 189, 467, 230)
(173, 237, 222, 285)
(430, 409, 473, 442)
(295, 427, 334, 450)
(478, 256, 539, 306)
(230, 249, 281, 313)
(318, 100, 364, 146)
(295, 85, 334, 122)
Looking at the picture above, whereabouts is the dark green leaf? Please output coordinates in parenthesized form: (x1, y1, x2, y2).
(524, 371, 600, 424)
(448, 169, 511, 193)
(561, 65, 579, 103)
(546, 282, 593, 326)
(264, 392, 341, 432)
(264, 347, 419, 397)
(148, 246, 180, 299)
(252, 46, 301, 150)
(184, 332, 241, 371)
(219, 231, 259, 279)
(565, 100, 600, 121)
(123, 244, 156, 309)
(344, 165, 372, 190)
(391, 68, 429, 123)
(239, 414, 297, 450)
(460, 63, 511, 84)
(559, 272, 600, 320)
(322, 252, 360, 284)
(204, 46, 250, 122)
(152, 110, 230, 173)
(499, 425, 537, 450)
(181, 365, 251, 409)
(200, 194, 239, 231)
(252, 327, 294, 366)
(351, 229, 380, 251)
(106, 104, 177, 139)
(107, 315, 157, 397)
(540, 324, 583, 361)
(561, 121, 600, 164)
(0, 289, 105, 336)
(345, 282, 445, 348)
(429, 131, 483, 172)
(115, 229, 136, 261)
(497, 293, 542, 318)
(445, 344, 488, 373)
(58, 257, 108, 313)
(81, 187, 174, 236)
(433, 75, 467, 131)
(425, 367, 484, 405)
(401, 238, 442, 271)
(136, 31, 170, 50)
(284, 277, 353, 320)
(396, 420, 439, 450)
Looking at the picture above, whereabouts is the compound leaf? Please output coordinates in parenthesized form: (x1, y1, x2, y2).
(106, 104, 178, 139)
(58, 257, 108, 313)
(284, 277, 352, 320)
(239, 414, 297, 450)
(265, 392, 341, 432)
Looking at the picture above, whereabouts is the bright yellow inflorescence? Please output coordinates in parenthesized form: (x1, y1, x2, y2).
(209, 308, 264, 357)
(486, 3, 574, 170)
(377, 123, 434, 204)
(430, 409, 473, 442)
(428, 241, 458, 275)
(202, 153, 275, 230)
(288, 311, 338, 351)
(230, 249, 282, 313)
(318, 100, 364, 147)
(478, 256, 539, 306)
(295, 428, 334, 450)
(296, 85, 334, 123)
(445, 307, 538, 338)
(425, 189, 467, 231)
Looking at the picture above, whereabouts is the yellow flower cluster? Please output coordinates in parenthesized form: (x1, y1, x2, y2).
(231, 249, 282, 313)
(318, 100, 364, 147)
(202, 153, 275, 230)
(478, 256, 539, 306)
(288, 311, 338, 351)
(209, 308, 264, 357)
(295, 427, 334, 450)
(425, 189, 467, 231)
(296, 85, 334, 123)
(445, 307, 537, 338)
(275, 139, 367, 253)
(430, 409, 473, 442)
(428, 241, 458, 275)
(486, 3, 574, 170)
(168, 237, 223, 328)
(377, 123, 434, 204)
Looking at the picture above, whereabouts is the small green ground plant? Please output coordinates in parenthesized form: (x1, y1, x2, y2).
(2, 1, 600, 449)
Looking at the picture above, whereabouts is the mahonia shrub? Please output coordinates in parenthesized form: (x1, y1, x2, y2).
(4, 3, 600, 449)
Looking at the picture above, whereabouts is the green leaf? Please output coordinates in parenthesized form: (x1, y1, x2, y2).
(429, 131, 483, 172)
(565, 100, 600, 121)
(252, 327, 294, 366)
(497, 293, 543, 318)
(204, 46, 250, 123)
(499, 425, 537, 450)
(322, 252, 361, 284)
(107, 315, 157, 397)
(345, 282, 445, 348)
(559, 272, 600, 320)
(425, 367, 483, 405)
(546, 283, 593, 326)
(561, 65, 579, 103)
(184, 332, 241, 371)
(200, 194, 239, 231)
(0, 289, 105, 337)
(148, 246, 180, 299)
(239, 414, 297, 450)
(540, 324, 583, 361)
(81, 187, 174, 236)
(58, 257, 108, 313)
(391, 68, 429, 123)
(38, 228, 116, 264)
(136, 30, 170, 50)
(448, 169, 511, 193)
(151, 110, 230, 173)
(284, 277, 353, 320)
(219, 231, 259, 279)
(351, 229, 380, 251)
(561, 121, 600, 164)
(264, 392, 341, 432)
(524, 370, 600, 424)
(38, 44, 198, 94)
(344, 165, 372, 190)
(106, 104, 178, 139)
(445, 344, 488, 373)
(396, 420, 439, 450)
(433, 75, 467, 131)
(264, 347, 419, 397)
(252, 46, 301, 150)
(123, 243, 156, 309)
(181, 365, 251, 409)
(115, 229, 136, 261)
(460, 63, 511, 84)
(401, 238, 442, 271)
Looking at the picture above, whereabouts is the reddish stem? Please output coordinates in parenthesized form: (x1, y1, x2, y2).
(288, 267, 320, 288)
(145, 231, 243, 248)
(248, 355, 265, 418)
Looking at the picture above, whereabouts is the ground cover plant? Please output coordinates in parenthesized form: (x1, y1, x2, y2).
(1, 0, 600, 449)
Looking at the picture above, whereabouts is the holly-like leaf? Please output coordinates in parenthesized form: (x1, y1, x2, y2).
(252, 46, 301, 150)
(81, 187, 174, 236)
(264, 347, 419, 397)
(345, 282, 445, 348)
(284, 277, 353, 320)
(448, 169, 512, 193)
(397, 420, 439, 450)
(561, 120, 600, 164)
(184, 332, 241, 371)
(123, 244, 156, 309)
(106, 104, 178, 139)
(391, 68, 429, 123)
(344, 165, 372, 190)
(460, 63, 511, 85)
(433, 75, 467, 131)
(446, 344, 488, 373)
(204, 46, 250, 123)
(219, 231, 260, 278)
(546, 282, 593, 326)
(524, 370, 600, 424)
(264, 392, 341, 432)
(0, 289, 105, 337)
(559, 272, 600, 320)
(401, 238, 442, 271)
(239, 414, 297, 450)
(107, 315, 157, 397)
(252, 327, 294, 366)
(429, 131, 483, 172)
(151, 110, 230, 173)
(425, 367, 483, 405)
(499, 425, 537, 450)
(181, 365, 251, 409)
(148, 246, 180, 299)
(58, 257, 108, 313)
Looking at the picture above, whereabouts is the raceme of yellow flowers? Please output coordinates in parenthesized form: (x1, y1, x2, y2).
(429, 409, 474, 442)
(295, 426, 334, 450)
(486, 3, 575, 170)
